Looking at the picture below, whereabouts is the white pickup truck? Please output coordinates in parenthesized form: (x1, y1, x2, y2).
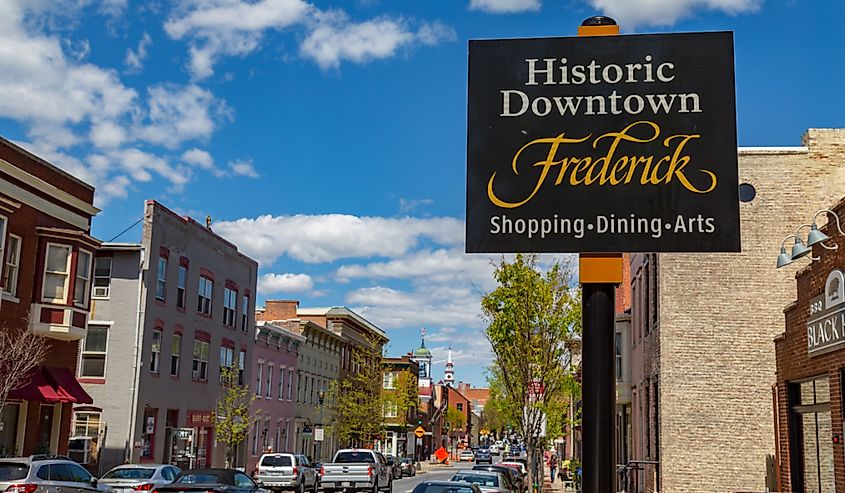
(319, 449, 392, 493)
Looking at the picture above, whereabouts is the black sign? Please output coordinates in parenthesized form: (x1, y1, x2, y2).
(807, 269, 845, 355)
(466, 32, 740, 253)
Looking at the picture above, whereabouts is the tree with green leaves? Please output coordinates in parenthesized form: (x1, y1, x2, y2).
(383, 368, 419, 429)
(481, 254, 581, 489)
(216, 365, 257, 468)
(330, 334, 386, 447)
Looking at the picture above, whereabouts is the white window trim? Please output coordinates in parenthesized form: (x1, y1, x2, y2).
(42, 242, 71, 303)
(156, 256, 167, 301)
(3, 233, 20, 299)
(80, 324, 109, 379)
(266, 363, 274, 399)
(150, 328, 162, 374)
(256, 361, 264, 398)
(278, 366, 285, 401)
(74, 248, 93, 308)
(92, 256, 112, 299)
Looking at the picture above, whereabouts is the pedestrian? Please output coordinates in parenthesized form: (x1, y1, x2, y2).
(549, 453, 558, 484)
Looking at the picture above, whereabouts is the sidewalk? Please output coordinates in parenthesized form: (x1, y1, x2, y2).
(542, 464, 578, 493)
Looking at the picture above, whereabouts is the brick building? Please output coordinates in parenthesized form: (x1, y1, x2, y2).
(0, 138, 98, 457)
(381, 356, 420, 459)
(627, 129, 845, 493)
(774, 197, 845, 492)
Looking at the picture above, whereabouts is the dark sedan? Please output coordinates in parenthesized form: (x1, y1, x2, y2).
(474, 449, 492, 464)
(411, 481, 482, 493)
(154, 469, 265, 493)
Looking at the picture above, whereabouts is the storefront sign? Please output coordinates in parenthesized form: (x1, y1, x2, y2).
(807, 270, 845, 355)
(466, 32, 740, 253)
(187, 410, 213, 427)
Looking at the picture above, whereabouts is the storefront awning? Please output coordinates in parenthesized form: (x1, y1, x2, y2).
(44, 366, 93, 404)
(7, 367, 63, 403)
(7, 366, 93, 404)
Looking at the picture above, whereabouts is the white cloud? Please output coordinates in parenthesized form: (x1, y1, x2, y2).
(213, 214, 464, 264)
(301, 16, 455, 70)
(399, 197, 433, 213)
(181, 148, 227, 177)
(165, 0, 454, 77)
(337, 248, 497, 290)
(90, 120, 126, 148)
(584, 0, 761, 27)
(229, 159, 259, 178)
(134, 83, 231, 149)
(348, 283, 483, 330)
(164, 0, 312, 79)
(258, 272, 314, 294)
(469, 0, 541, 14)
(124, 32, 152, 73)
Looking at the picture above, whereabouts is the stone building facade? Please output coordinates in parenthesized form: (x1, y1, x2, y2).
(774, 196, 845, 491)
(627, 129, 845, 493)
(0, 137, 98, 458)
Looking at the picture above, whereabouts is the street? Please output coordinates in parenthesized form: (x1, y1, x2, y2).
(394, 456, 508, 493)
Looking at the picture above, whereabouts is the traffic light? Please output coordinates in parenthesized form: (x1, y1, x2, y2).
(418, 419, 423, 425)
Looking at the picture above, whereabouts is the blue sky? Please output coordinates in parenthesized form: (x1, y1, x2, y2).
(1, 0, 843, 387)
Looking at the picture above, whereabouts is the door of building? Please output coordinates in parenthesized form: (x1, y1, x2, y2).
(36, 404, 55, 454)
(788, 377, 835, 492)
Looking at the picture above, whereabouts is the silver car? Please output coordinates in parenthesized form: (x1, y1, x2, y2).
(99, 464, 181, 492)
(0, 455, 113, 493)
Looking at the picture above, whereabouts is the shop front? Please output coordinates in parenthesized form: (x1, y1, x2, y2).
(1, 365, 93, 458)
(186, 410, 214, 468)
(774, 200, 845, 492)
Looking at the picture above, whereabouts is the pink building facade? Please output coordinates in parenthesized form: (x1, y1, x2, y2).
(246, 321, 304, 474)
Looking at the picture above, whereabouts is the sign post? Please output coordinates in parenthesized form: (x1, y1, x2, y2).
(466, 13, 739, 493)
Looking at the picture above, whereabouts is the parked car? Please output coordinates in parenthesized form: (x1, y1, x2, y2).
(399, 459, 416, 478)
(100, 464, 181, 492)
(458, 451, 474, 462)
(473, 449, 491, 465)
(0, 455, 114, 493)
(383, 456, 402, 481)
(497, 463, 527, 479)
(471, 466, 523, 493)
(255, 453, 318, 493)
(410, 482, 481, 493)
(153, 469, 264, 493)
(487, 445, 499, 456)
(319, 449, 392, 493)
(449, 471, 514, 493)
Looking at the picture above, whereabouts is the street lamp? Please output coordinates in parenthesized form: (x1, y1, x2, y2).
(317, 389, 326, 461)
(776, 209, 844, 268)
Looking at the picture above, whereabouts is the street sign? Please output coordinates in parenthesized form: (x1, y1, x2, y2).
(314, 428, 324, 442)
(302, 425, 313, 437)
(466, 32, 740, 253)
(414, 426, 425, 438)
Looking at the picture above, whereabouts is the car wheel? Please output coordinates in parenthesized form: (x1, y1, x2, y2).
(296, 482, 304, 493)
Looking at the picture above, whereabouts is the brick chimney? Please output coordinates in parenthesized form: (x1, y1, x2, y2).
(259, 300, 299, 321)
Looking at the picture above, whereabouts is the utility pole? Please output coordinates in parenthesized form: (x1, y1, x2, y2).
(317, 390, 325, 461)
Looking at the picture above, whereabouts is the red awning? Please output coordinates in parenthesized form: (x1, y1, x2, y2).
(7, 368, 63, 403)
(43, 366, 93, 404)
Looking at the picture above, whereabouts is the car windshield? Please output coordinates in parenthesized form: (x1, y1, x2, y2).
(261, 456, 292, 467)
(0, 464, 28, 481)
(334, 452, 375, 463)
(103, 468, 156, 479)
(176, 473, 220, 484)
(451, 474, 498, 487)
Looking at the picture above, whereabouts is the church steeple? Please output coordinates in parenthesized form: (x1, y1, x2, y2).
(444, 346, 455, 385)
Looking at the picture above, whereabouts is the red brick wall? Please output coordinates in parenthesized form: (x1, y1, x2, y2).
(258, 300, 300, 321)
(775, 198, 845, 492)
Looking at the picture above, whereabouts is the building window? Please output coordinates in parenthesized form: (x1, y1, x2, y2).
(383, 372, 396, 389)
(177, 265, 187, 309)
(252, 420, 259, 456)
(150, 328, 162, 373)
(220, 346, 234, 382)
(615, 332, 623, 382)
(384, 403, 398, 418)
(73, 249, 93, 307)
(171, 334, 181, 376)
(3, 234, 21, 296)
(43, 243, 72, 303)
(156, 256, 167, 301)
(287, 369, 293, 400)
(92, 257, 111, 298)
(198, 276, 213, 315)
(266, 364, 273, 399)
(192, 339, 209, 381)
(256, 363, 263, 397)
(279, 368, 285, 400)
(241, 295, 250, 331)
(239, 349, 246, 385)
(651, 255, 659, 326)
(456, 403, 463, 412)
(223, 287, 237, 327)
(80, 325, 108, 378)
(644, 384, 651, 458)
(73, 411, 101, 438)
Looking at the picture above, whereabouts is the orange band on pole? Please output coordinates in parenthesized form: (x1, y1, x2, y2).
(577, 24, 620, 36)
